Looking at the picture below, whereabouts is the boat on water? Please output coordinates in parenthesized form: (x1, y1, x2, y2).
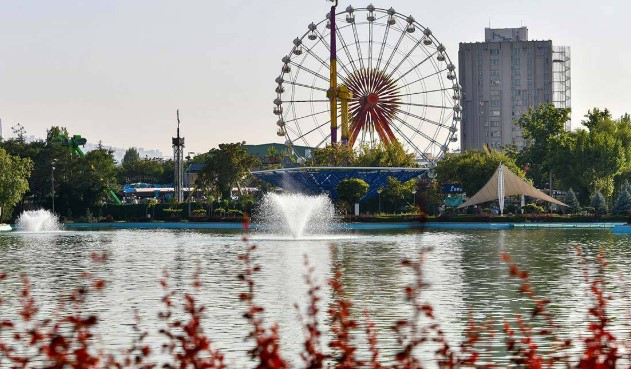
(0, 224, 11, 232)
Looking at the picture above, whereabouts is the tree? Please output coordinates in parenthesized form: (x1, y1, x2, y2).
(122, 147, 141, 164)
(590, 190, 608, 215)
(354, 142, 417, 167)
(306, 145, 356, 167)
(553, 112, 627, 202)
(55, 147, 119, 217)
(381, 176, 416, 213)
(612, 181, 631, 215)
(197, 143, 259, 199)
(0, 148, 33, 221)
(118, 158, 169, 184)
(564, 188, 582, 214)
(336, 178, 369, 212)
(516, 104, 571, 189)
(435, 149, 525, 197)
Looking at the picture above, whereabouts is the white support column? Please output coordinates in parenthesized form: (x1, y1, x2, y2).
(497, 164, 505, 215)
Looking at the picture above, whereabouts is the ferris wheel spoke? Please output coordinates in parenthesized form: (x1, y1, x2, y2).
(304, 46, 346, 82)
(284, 81, 328, 92)
(393, 107, 449, 129)
(293, 119, 334, 144)
(388, 119, 430, 161)
(289, 62, 329, 83)
(368, 21, 373, 70)
(393, 115, 440, 148)
(391, 87, 452, 98)
(397, 101, 452, 110)
(391, 50, 438, 85)
(398, 68, 448, 90)
(390, 116, 435, 161)
(386, 39, 424, 80)
(382, 24, 407, 74)
(335, 26, 360, 74)
(315, 132, 332, 149)
(315, 29, 353, 78)
(284, 109, 330, 124)
(351, 22, 365, 70)
(282, 100, 330, 103)
(375, 22, 391, 71)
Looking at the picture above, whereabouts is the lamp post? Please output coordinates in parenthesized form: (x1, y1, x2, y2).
(51, 161, 56, 214)
(377, 188, 383, 214)
(412, 189, 417, 206)
(327, 0, 339, 145)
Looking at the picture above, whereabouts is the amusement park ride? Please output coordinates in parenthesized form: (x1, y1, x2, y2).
(257, 2, 460, 198)
(273, 1, 461, 164)
(53, 133, 123, 205)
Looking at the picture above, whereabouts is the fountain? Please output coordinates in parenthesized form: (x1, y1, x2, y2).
(15, 210, 62, 232)
(256, 193, 335, 239)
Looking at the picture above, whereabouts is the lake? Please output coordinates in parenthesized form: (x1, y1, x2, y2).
(0, 227, 629, 365)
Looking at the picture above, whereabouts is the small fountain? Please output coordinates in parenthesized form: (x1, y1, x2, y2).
(256, 193, 335, 239)
(15, 210, 62, 232)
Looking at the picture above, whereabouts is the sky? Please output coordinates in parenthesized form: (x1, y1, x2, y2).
(0, 0, 628, 156)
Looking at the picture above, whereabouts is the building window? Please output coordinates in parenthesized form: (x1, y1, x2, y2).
(490, 100, 500, 107)
(491, 110, 501, 117)
(513, 79, 521, 86)
(490, 90, 500, 96)
(491, 120, 500, 127)
(490, 49, 500, 56)
(490, 59, 499, 65)
(513, 48, 520, 55)
(491, 131, 501, 137)
(511, 58, 520, 65)
(490, 70, 500, 77)
(491, 80, 500, 87)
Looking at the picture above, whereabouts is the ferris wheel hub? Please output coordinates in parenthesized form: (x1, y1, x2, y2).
(366, 93, 380, 106)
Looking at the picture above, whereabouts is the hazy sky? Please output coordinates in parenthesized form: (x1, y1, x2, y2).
(0, 0, 628, 155)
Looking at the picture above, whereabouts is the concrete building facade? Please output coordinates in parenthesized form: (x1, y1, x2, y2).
(458, 27, 570, 151)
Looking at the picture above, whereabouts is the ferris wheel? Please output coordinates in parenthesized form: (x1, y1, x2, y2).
(273, 4, 461, 165)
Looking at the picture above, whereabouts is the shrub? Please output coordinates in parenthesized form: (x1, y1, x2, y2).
(522, 203, 545, 214)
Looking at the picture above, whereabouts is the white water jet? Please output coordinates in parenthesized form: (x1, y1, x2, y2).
(256, 193, 335, 238)
(15, 210, 62, 232)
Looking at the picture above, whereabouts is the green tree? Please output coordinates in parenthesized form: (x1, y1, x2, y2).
(590, 190, 608, 215)
(122, 147, 141, 164)
(56, 147, 119, 217)
(564, 188, 582, 214)
(435, 149, 524, 197)
(118, 158, 168, 184)
(516, 103, 571, 189)
(381, 176, 416, 213)
(306, 145, 356, 167)
(336, 178, 369, 211)
(197, 143, 259, 199)
(554, 113, 626, 202)
(0, 148, 33, 221)
(612, 181, 631, 215)
(354, 142, 417, 167)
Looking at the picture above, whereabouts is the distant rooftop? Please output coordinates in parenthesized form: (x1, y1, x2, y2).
(484, 27, 528, 42)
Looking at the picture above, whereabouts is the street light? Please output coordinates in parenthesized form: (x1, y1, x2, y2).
(51, 161, 56, 214)
(412, 189, 417, 206)
(377, 188, 383, 214)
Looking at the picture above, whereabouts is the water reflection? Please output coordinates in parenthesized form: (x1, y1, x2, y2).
(0, 228, 629, 365)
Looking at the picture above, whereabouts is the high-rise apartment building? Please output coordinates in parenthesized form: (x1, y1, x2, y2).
(458, 27, 570, 151)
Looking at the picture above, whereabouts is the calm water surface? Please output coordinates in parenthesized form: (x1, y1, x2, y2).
(0, 228, 630, 365)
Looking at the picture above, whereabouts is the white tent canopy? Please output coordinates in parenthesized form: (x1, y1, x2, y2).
(457, 164, 567, 213)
